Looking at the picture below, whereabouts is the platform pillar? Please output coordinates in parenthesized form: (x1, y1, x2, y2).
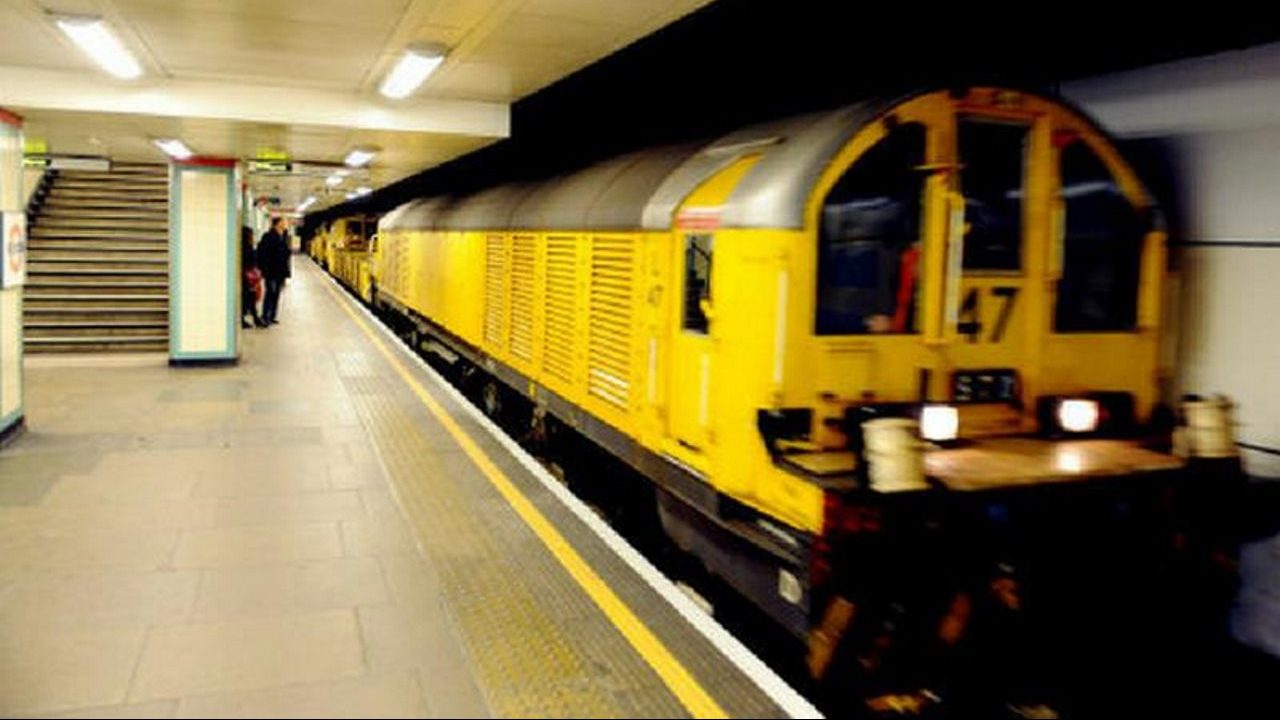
(169, 159, 240, 364)
(0, 108, 25, 443)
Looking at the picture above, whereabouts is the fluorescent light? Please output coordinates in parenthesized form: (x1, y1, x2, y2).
(379, 43, 446, 99)
(297, 196, 317, 212)
(344, 148, 376, 167)
(152, 138, 193, 160)
(355, 187, 372, 196)
(325, 171, 345, 187)
(55, 15, 142, 80)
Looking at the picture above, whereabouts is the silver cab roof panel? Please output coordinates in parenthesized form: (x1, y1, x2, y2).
(639, 110, 854, 230)
(720, 100, 887, 230)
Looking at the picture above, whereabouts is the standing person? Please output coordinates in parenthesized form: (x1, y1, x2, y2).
(258, 216, 292, 325)
(241, 227, 265, 328)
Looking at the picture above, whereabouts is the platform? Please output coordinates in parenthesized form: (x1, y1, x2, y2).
(0, 260, 815, 718)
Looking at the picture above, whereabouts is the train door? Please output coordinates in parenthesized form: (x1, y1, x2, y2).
(944, 110, 1046, 408)
(669, 230, 715, 452)
(665, 155, 762, 458)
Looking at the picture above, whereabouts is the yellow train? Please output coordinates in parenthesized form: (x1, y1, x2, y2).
(314, 215, 377, 303)
(329, 87, 1241, 703)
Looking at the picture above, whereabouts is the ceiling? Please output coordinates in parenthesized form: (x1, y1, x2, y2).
(0, 0, 713, 210)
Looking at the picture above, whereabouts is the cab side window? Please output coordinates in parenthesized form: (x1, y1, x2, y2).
(683, 233, 713, 333)
(816, 122, 926, 335)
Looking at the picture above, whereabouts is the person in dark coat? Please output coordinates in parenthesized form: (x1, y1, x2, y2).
(240, 226, 265, 328)
(258, 216, 293, 325)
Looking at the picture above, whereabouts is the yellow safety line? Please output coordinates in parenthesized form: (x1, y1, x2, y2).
(321, 278, 729, 719)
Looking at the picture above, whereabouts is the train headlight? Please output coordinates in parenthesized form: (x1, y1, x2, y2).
(920, 405, 959, 442)
(1057, 399, 1100, 434)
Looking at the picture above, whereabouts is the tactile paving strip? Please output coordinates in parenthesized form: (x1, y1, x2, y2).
(342, 374, 686, 718)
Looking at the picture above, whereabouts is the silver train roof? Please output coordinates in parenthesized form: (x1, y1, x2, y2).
(380, 98, 890, 232)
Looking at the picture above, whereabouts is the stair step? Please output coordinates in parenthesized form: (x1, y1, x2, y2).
(47, 190, 169, 202)
(43, 198, 168, 209)
(100, 162, 166, 172)
(56, 171, 167, 181)
(54, 176, 166, 186)
(24, 336, 169, 353)
(25, 277, 168, 288)
(37, 215, 168, 226)
(26, 252, 167, 263)
(49, 184, 167, 193)
(39, 208, 168, 221)
(30, 252, 170, 263)
(52, 177, 167, 187)
(34, 226, 169, 237)
(25, 241, 167, 254)
(25, 307, 167, 321)
(24, 294, 168, 307)
(27, 346, 169, 354)
(25, 324, 168, 338)
(26, 318, 167, 326)
(24, 283, 168, 297)
(28, 263, 168, 275)
(57, 169, 166, 176)
(52, 183, 168, 194)
(30, 228, 168, 241)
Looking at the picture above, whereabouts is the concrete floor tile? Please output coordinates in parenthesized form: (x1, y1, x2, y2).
(208, 491, 365, 527)
(0, 528, 179, 572)
(16, 699, 176, 719)
(41, 474, 198, 507)
(191, 557, 387, 622)
(174, 671, 428, 719)
(129, 610, 364, 702)
(189, 472, 329, 498)
(417, 667, 491, 719)
(0, 624, 147, 715)
(357, 604, 462, 674)
(0, 568, 199, 628)
(340, 518, 418, 557)
(359, 487, 400, 517)
(173, 523, 342, 569)
(378, 556, 445, 611)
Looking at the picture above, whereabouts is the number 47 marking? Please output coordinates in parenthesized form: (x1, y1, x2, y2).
(957, 286, 1019, 343)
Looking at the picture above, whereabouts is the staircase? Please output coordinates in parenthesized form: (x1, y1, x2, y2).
(24, 163, 170, 353)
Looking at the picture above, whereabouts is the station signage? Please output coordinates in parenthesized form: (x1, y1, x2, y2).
(1, 212, 25, 289)
(249, 160, 291, 173)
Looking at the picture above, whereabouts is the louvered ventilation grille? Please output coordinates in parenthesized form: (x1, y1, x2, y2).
(586, 236, 634, 410)
(483, 235, 508, 351)
(542, 235, 578, 384)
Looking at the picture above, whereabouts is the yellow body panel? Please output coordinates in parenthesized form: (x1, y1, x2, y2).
(372, 88, 1169, 536)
